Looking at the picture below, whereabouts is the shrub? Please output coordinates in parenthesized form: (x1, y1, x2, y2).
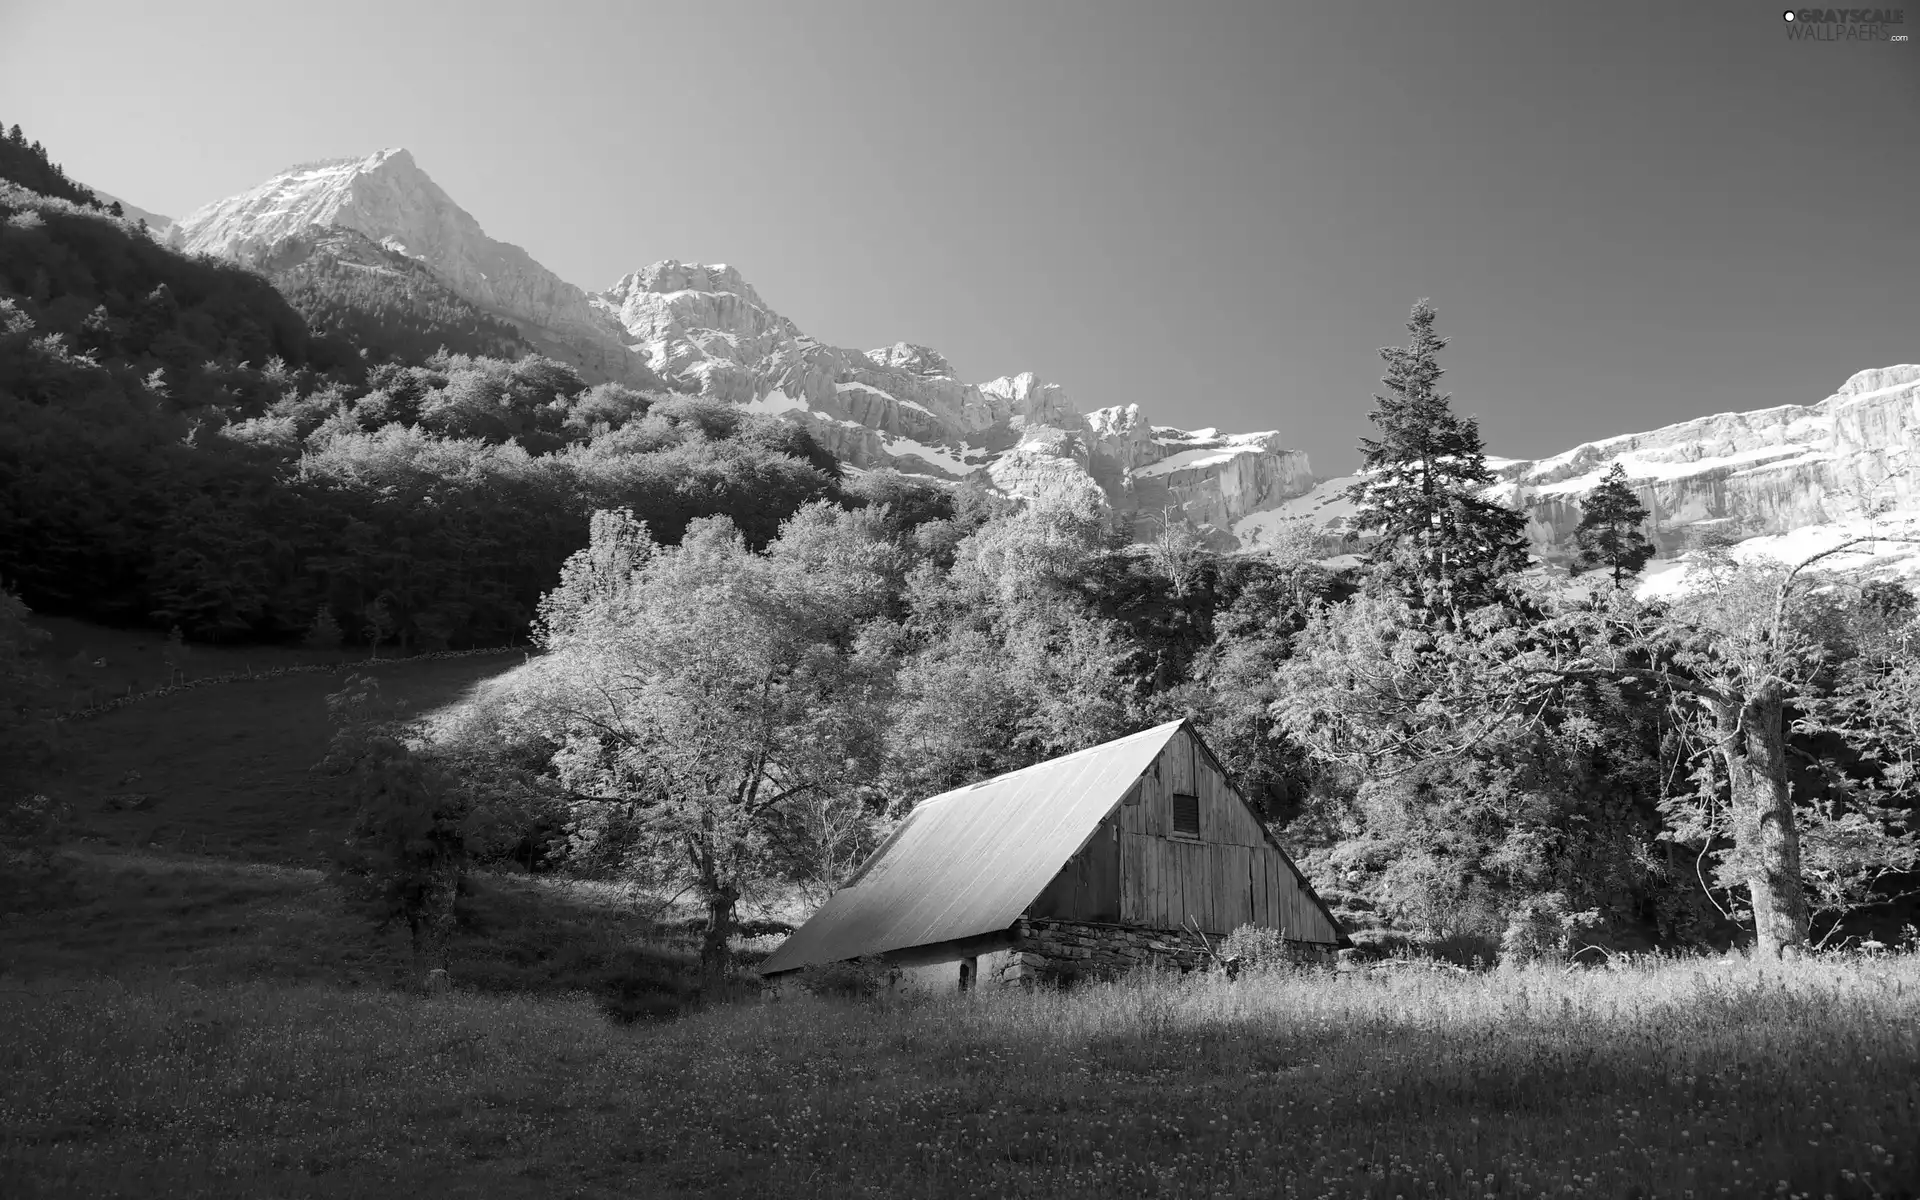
(1220, 924, 1314, 972)
(0, 791, 73, 910)
(321, 676, 467, 963)
(1500, 892, 1602, 966)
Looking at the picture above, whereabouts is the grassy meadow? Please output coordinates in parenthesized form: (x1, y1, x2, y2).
(1, 956, 1916, 1199)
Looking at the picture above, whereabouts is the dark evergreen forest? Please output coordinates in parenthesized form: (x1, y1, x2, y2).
(0, 123, 104, 210)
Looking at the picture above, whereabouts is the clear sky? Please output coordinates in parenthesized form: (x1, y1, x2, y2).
(2, 1, 1914, 473)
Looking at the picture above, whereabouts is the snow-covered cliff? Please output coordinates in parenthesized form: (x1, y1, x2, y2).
(1239, 364, 1920, 585)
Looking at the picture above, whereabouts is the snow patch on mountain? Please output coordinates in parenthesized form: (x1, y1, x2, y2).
(173, 149, 652, 387)
(1260, 365, 1920, 588)
(1637, 518, 1920, 599)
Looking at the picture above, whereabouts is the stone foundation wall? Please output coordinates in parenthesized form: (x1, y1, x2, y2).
(977, 919, 1339, 988)
(982, 919, 1206, 987)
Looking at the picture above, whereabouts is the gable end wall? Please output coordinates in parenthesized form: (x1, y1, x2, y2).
(1077, 726, 1341, 943)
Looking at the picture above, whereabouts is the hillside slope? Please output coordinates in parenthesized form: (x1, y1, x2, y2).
(0, 150, 848, 646)
(256, 224, 536, 364)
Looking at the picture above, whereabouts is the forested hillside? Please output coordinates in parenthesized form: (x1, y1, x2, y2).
(256, 225, 536, 366)
(0, 127, 854, 648)
(0, 121, 103, 210)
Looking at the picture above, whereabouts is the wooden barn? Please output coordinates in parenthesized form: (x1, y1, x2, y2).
(759, 719, 1345, 988)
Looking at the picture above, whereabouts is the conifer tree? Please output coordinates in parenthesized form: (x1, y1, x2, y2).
(304, 605, 345, 651)
(1344, 299, 1528, 613)
(1571, 463, 1655, 587)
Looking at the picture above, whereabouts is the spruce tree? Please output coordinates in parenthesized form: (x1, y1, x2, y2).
(304, 605, 345, 652)
(1344, 299, 1528, 613)
(1571, 462, 1655, 587)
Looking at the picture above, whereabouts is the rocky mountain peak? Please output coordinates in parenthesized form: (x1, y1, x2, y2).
(866, 343, 953, 379)
(979, 372, 1080, 427)
(603, 260, 756, 299)
(174, 150, 651, 387)
(176, 148, 447, 262)
(592, 260, 804, 403)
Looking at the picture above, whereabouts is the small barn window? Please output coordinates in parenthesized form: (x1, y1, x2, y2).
(1172, 792, 1200, 837)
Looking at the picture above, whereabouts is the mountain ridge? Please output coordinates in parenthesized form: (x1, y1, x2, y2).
(173, 149, 655, 388)
(162, 145, 1914, 565)
(1242, 363, 1920, 588)
(173, 149, 1321, 544)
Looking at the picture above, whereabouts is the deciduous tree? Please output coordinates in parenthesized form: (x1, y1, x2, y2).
(1277, 534, 1920, 958)
(507, 505, 895, 974)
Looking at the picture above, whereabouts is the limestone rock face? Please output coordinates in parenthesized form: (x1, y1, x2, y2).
(173, 150, 651, 386)
(866, 342, 953, 378)
(587, 261, 1320, 543)
(1491, 364, 1920, 556)
(1238, 364, 1920, 584)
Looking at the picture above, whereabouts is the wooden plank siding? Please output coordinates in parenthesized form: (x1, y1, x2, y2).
(1167, 731, 1195, 799)
(1026, 725, 1340, 944)
(1104, 727, 1341, 942)
(1028, 821, 1122, 923)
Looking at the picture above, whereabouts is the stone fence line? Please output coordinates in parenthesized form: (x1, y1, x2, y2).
(51, 645, 531, 723)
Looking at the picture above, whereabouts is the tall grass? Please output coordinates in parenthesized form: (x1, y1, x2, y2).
(2, 956, 1915, 1198)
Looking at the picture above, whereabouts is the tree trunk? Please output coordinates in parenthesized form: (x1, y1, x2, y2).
(700, 880, 739, 979)
(1720, 687, 1809, 959)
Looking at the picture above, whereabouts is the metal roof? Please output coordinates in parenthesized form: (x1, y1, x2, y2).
(759, 719, 1187, 975)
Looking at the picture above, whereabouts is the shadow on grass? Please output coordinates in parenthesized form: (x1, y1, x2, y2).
(0, 849, 757, 1023)
(449, 873, 730, 1022)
